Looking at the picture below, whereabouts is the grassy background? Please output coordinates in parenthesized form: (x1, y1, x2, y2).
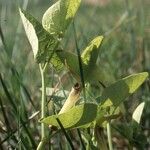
(0, 0, 150, 149)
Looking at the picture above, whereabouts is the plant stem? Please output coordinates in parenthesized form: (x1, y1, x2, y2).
(107, 122, 113, 150)
(94, 126, 108, 150)
(41, 65, 46, 141)
(37, 64, 47, 150)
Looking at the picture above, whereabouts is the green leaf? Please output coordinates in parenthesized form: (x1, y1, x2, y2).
(96, 104, 121, 127)
(40, 103, 97, 129)
(113, 123, 133, 140)
(42, 0, 81, 36)
(19, 8, 58, 63)
(55, 51, 111, 85)
(56, 50, 88, 80)
(95, 72, 148, 126)
(132, 102, 145, 124)
(81, 36, 104, 65)
(50, 52, 64, 70)
(97, 72, 148, 107)
(53, 36, 108, 84)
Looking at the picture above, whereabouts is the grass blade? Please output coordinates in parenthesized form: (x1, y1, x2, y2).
(56, 118, 75, 150)
(77, 129, 86, 150)
(0, 74, 37, 148)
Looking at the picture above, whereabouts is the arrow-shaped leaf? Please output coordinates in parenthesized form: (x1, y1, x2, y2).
(96, 72, 148, 126)
(97, 72, 148, 107)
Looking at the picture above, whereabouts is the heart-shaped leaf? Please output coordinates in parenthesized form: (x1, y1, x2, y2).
(40, 103, 97, 129)
(19, 8, 58, 63)
(42, 0, 81, 36)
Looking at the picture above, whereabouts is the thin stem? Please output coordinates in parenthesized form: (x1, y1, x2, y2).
(94, 126, 108, 150)
(107, 122, 113, 150)
(37, 64, 47, 150)
(43, 62, 48, 72)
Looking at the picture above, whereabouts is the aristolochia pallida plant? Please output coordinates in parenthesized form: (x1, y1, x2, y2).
(19, 0, 149, 149)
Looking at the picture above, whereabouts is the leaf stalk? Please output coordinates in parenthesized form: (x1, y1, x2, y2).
(107, 122, 113, 150)
(37, 64, 47, 150)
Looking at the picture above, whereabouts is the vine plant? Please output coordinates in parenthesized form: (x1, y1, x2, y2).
(19, 0, 148, 149)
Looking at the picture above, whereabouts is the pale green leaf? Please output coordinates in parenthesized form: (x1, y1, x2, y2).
(42, 0, 81, 36)
(19, 8, 58, 63)
(50, 36, 112, 84)
(96, 72, 148, 127)
(54, 49, 111, 84)
(97, 72, 148, 107)
(81, 36, 104, 65)
(132, 102, 145, 124)
(40, 103, 97, 129)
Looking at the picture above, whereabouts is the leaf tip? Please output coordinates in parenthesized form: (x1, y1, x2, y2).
(132, 102, 145, 124)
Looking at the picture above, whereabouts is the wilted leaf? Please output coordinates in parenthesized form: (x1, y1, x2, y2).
(42, 0, 81, 36)
(132, 102, 145, 124)
(40, 103, 97, 129)
(19, 8, 58, 63)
